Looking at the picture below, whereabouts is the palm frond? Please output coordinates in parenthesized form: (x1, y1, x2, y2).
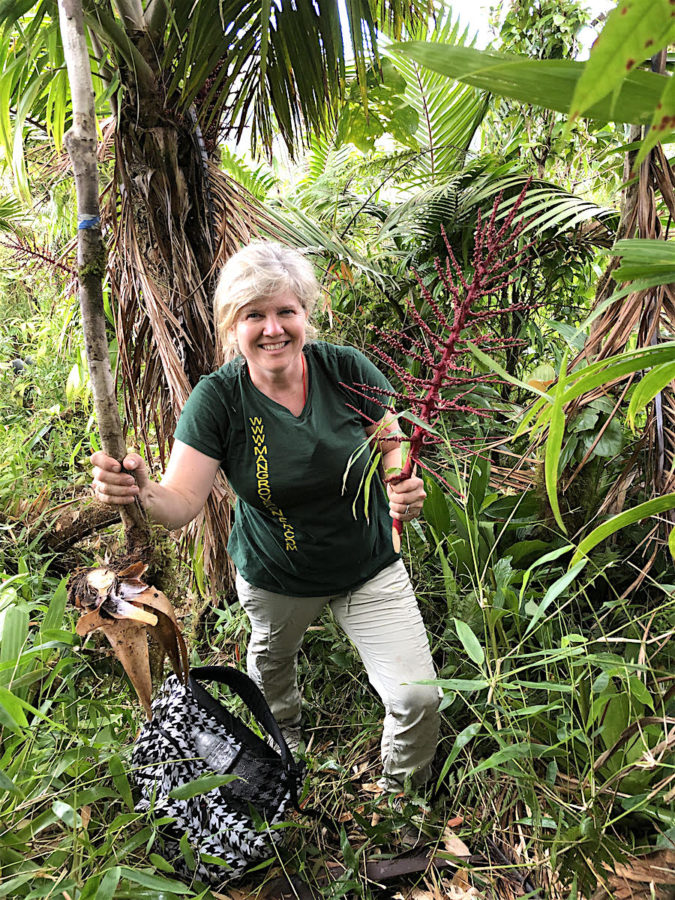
(383, 7, 488, 180)
(160, 0, 428, 158)
(256, 199, 394, 289)
(380, 168, 617, 254)
(0, 194, 24, 232)
(220, 148, 279, 201)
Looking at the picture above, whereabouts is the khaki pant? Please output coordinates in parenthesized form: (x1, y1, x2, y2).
(235, 559, 440, 791)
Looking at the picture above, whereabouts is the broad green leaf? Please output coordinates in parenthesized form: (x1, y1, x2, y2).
(613, 238, 675, 282)
(545, 351, 568, 534)
(399, 409, 442, 436)
(148, 853, 175, 873)
(447, 723, 481, 767)
(0, 604, 29, 687)
(600, 692, 630, 752)
(510, 702, 562, 717)
(0, 0, 40, 24)
(437, 546, 459, 611)
(467, 742, 535, 775)
(465, 341, 552, 400)
(52, 800, 83, 829)
(524, 559, 587, 636)
(360, 448, 382, 522)
(0, 685, 28, 731)
(467, 457, 489, 516)
(546, 321, 587, 353)
(95, 866, 121, 900)
(423, 474, 452, 535)
(518, 544, 574, 604)
(427, 677, 489, 692)
(0, 766, 23, 798)
(627, 361, 675, 429)
(108, 754, 135, 812)
(0, 871, 39, 898)
(528, 344, 675, 434)
(570, 0, 675, 119)
(168, 773, 238, 800)
(628, 675, 654, 710)
(118, 866, 192, 894)
(179, 830, 195, 870)
(637, 67, 675, 164)
(454, 618, 484, 667)
(570, 494, 675, 566)
(392, 43, 664, 125)
(669, 526, 675, 563)
(435, 721, 481, 789)
(586, 416, 623, 459)
(42, 578, 68, 633)
(199, 853, 233, 868)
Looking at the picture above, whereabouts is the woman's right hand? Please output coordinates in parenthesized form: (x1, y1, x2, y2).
(90, 451, 150, 506)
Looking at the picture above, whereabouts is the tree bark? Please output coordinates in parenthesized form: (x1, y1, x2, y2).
(57, 0, 151, 554)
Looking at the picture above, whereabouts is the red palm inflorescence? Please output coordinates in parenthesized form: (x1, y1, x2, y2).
(344, 184, 536, 549)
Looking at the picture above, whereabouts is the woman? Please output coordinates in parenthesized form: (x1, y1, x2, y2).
(91, 241, 439, 793)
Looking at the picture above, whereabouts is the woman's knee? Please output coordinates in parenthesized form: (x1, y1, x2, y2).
(387, 681, 440, 722)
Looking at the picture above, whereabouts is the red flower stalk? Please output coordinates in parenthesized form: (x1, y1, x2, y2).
(0, 237, 77, 277)
(345, 183, 537, 550)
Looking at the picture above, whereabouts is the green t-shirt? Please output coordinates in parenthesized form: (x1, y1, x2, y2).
(174, 341, 399, 596)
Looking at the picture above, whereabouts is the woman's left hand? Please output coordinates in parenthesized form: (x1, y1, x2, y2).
(386, 474, 426, 521)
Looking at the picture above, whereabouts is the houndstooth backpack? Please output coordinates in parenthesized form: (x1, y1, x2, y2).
(132, 665, 304, 886)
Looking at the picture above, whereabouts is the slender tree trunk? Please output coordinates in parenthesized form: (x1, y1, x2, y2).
(57, 0, 151, 554)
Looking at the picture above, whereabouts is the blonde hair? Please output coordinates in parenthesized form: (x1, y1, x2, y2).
(214, 241, 320, 361)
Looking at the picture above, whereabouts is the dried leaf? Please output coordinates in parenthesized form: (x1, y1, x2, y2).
(446, 879, 481, 900)
(117, 561, 148, 579)
(76, 609, 107, 637)
(137, 588, 189, 682)
(105, 598, 157, 625)
(442, 827, 471, 859)
(118, 579, 150, 597)
(362, 782, 384, 794)
(450, 869, 472, 889)
(608, 849, 675, 884)
(100, 619, 152, 718)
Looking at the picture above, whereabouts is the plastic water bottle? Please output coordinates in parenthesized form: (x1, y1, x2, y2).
(195, 731, 239, 773)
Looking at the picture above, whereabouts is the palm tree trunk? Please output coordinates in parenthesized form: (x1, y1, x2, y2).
(58, 0, 150, 554)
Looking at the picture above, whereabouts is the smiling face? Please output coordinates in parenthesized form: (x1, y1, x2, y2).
(232, 291, 307, 381)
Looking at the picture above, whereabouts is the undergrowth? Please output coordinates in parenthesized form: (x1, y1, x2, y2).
(0, 258, 673, 900)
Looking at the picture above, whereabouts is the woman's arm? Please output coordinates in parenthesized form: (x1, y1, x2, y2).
(365, 414, 426, 521)
(91, 439, 221, 530)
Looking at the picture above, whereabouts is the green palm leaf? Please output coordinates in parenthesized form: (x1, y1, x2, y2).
(384, 9, 487, 180)
(391, 43, 664, 126)
(0, 194, 23, 231)
(382, 169, 616, 247)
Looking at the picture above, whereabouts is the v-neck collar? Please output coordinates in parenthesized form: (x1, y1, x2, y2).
(242, 350, 312, 421)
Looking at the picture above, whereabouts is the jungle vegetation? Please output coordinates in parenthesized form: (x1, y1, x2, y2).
(0, 0, 673, 897)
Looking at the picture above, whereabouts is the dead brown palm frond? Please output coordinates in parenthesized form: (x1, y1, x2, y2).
(591, 849, 675, 900)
